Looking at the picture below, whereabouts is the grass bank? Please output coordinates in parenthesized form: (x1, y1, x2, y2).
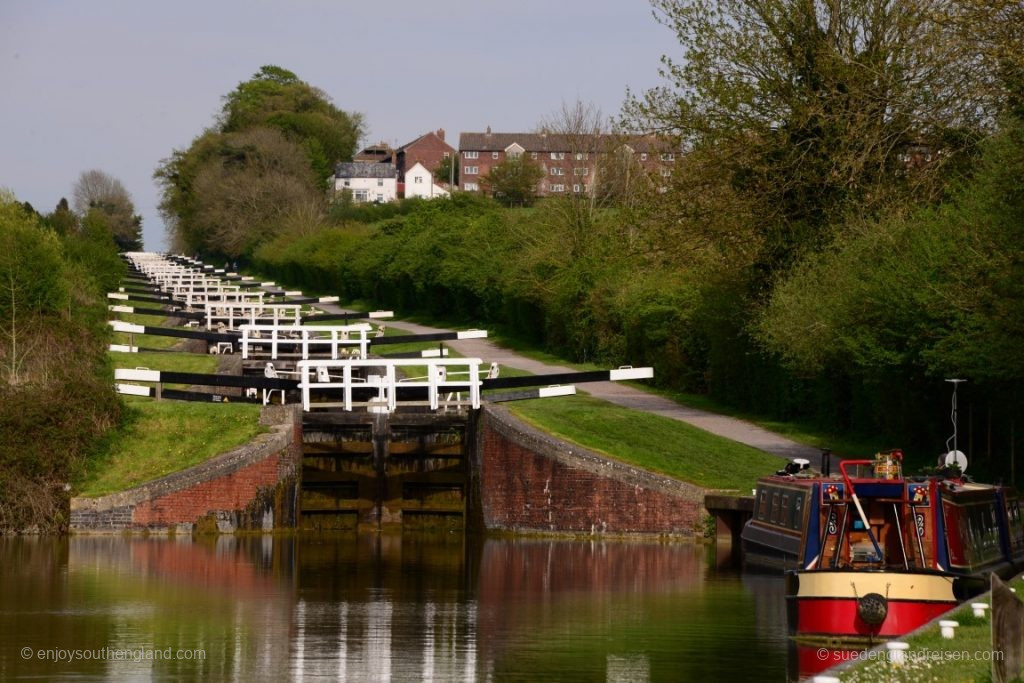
(76, 400, 265, 497)
(506, 394, 782, 491)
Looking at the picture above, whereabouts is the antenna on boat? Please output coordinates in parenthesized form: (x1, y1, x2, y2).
(944, 379, 968, 473)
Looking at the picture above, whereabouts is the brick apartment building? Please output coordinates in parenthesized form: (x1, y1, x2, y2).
(457, 128, 676, 196)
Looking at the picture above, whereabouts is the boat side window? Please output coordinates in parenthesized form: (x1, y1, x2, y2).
(757, 490, 769, 521)
(792, 493, 804, 530)
(770, 492, 780, 524)
(781, 495, 790, 528)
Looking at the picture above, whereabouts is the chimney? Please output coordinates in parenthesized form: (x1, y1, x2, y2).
(486, 125, 491, 135)
(437, 128, 445, 141)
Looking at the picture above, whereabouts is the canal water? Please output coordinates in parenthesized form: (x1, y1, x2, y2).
(0, 535, 790, 681)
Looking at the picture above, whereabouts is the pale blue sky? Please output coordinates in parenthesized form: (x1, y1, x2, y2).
(0, 0, 678, 250)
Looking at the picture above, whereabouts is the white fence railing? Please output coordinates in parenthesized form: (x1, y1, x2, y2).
(296, 358, 483, 412)
(240, 323, 373, 360)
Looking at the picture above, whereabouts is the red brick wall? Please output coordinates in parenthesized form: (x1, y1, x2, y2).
(132, 452, 288, 526)
(477, 407, 704, 536)
(398, 132, 455, 180)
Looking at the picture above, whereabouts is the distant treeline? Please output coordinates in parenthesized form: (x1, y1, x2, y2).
(0, 192, 125, 532)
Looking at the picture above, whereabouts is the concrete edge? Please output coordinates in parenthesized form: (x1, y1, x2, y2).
(71, 404, 300, 514)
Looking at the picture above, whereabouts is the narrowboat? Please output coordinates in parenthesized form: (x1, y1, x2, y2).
(741, 449, 1024, 644)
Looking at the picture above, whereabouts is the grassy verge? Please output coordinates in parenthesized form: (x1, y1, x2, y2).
(110, 350, 219, 375)
(506, 394, 783, 491)
(110, 312, 182, 350)
(835, 575, 1024, 682)
(76, 400, 265, 497)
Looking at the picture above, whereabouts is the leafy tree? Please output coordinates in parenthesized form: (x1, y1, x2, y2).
(0, 193, 68, 386)
(760, 118, 1024, 383)
(72, 170, 143, 251)
(170, 127, 323, 258)
(156, 65, 363, 255)
(626, 0, 1000, 275)
(479, 155, 545, 206)
(220, 65, 365, 184)
(43, 197, 78, 236)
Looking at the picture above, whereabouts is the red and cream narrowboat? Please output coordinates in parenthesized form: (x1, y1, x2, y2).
(742, 449, 1024, 644)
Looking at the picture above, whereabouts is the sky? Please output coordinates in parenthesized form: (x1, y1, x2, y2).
(0, 0, 679, 251)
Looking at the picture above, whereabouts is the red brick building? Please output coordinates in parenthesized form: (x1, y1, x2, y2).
(386, 129, 456, 186)
(457, 128, 676, 196)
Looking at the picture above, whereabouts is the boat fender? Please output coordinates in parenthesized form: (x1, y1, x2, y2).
(857, 593, 888, 625)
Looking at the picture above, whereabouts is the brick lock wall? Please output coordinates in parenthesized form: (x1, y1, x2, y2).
(131, 452, 288, 526)
(475, 406, 704, 536)
(70, 405, 301, 533)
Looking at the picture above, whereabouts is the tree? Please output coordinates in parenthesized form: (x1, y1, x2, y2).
(43, 197, 78, 236)
(220, 65, 365, 184)
(434, 155, 459, 187)
(479, 155, 545, 206)
(156, 66, 362, 255)
(188, 128, 324, 258)
(626, 0, 1001, 274)
(72, 170, 142, 251)
(0, 192, 68, 386)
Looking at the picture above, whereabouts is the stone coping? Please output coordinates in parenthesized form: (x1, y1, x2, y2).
(71, 405, 300, 514)
(481, 403, 705, 504)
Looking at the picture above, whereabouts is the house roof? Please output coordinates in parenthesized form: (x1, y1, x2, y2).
(334, 162, 398, 179)
(396, 129, 454, 153)
(458, 131, 674, 154)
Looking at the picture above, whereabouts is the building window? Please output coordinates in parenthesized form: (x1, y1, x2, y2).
(550, 184, 565, 192)
(464, 151, 479, 159)
(377, 178, 384, 186)
(531, 152, 538, 160)
(640, 153, 648, 161)
(492, 151, 499, 159)
(660, 153, 675, 161)
(575, 152, 588, 160)
(661, 169, 672, 178)
(464, 182, 478, 191)
(573, 167, 588, 176)
(550, 167, 564, 176)
(354, 190, 368, 202)
(550, 152, 565, 160)
(573, 184, 582, 193)
(465, 166, 479, 175)
(343, 180, 350, 187)
(414, 175, 423, 184)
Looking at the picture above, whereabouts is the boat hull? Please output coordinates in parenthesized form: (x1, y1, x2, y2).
(787, 569, 957, 642)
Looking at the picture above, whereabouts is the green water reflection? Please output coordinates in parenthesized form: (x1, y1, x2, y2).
(0, 535, 787, 681)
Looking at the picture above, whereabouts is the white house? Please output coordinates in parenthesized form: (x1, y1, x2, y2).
(333, 162, 399, 203)
(403, 162, 450, 200)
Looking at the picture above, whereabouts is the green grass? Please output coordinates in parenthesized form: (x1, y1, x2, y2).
(506, 394, 784, 491)
(75, 400, 265, 497)
(110, 312, 182, 350)
(836, 575, 1024, 682)
(110, 350, 219, 375)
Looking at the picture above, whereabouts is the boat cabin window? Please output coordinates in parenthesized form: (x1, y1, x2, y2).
(792, 494, 804, 530)
(755, 485, 808, 531)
